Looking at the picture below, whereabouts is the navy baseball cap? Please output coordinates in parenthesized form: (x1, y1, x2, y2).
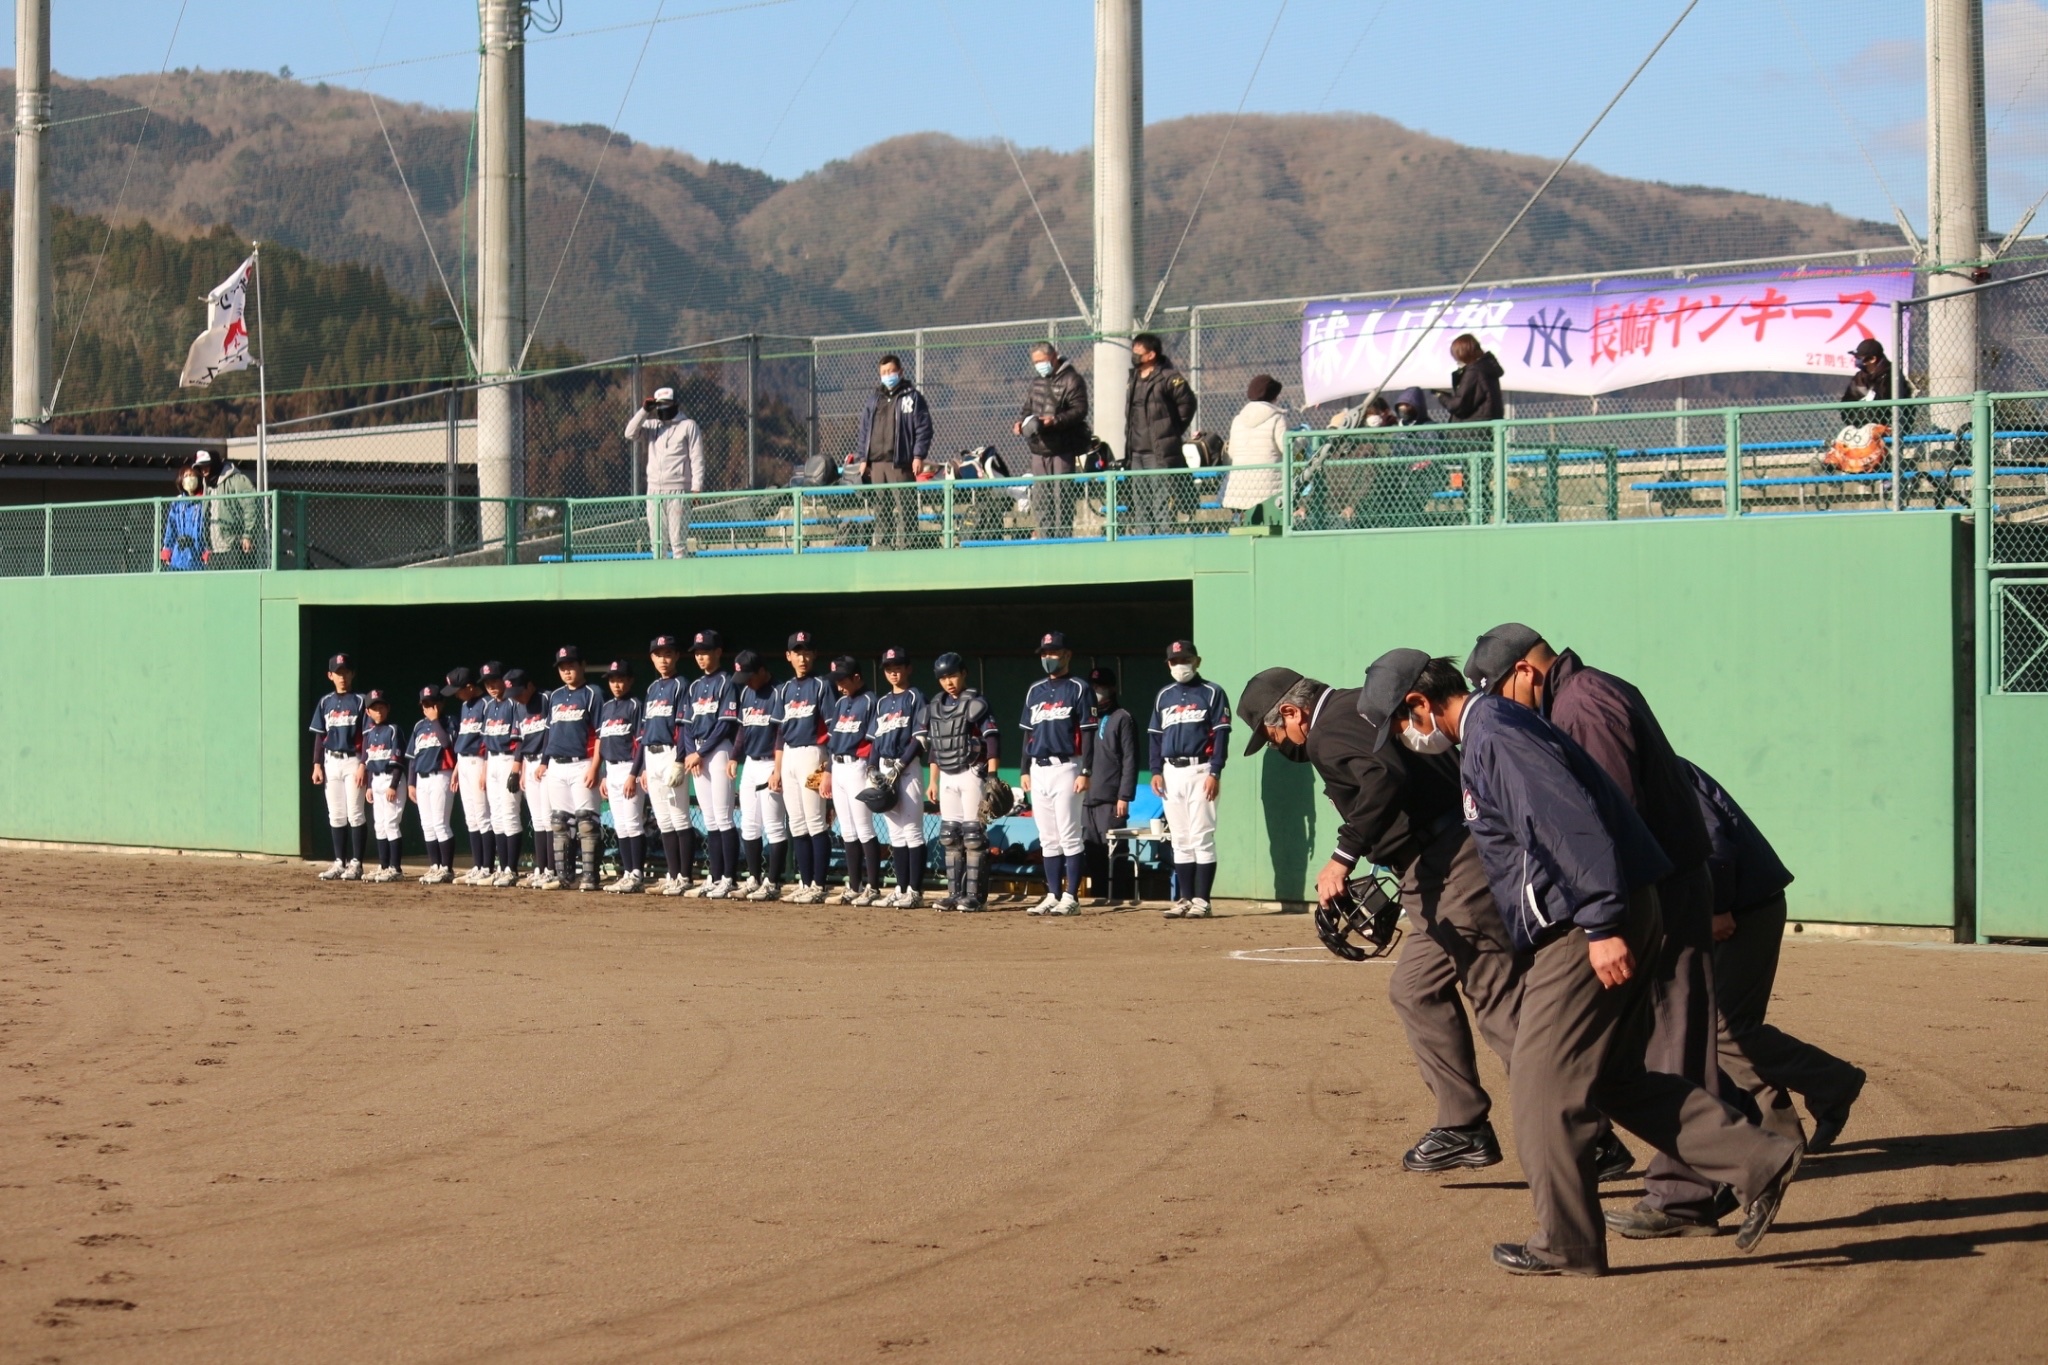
(787, 630, 816, 650)
(1166, 639, 1198, 660)
(365, 689, 390, 707)
(1464, 622, 1545, 694)
(605, 659, 634, 678)
(879, 645, 910, 666)
(691, 629, 722, 651)
(417, 685, 440, 704)
(829, 654, 861, 679)
(1037, 630, 1068, 651)
(326, 653, 353, 673)
(933, 651, 966, 677)
(649, 633, 681, 652)
(503, 667, 529, 687)
(440, 666, 475, 697)
(1359, 648, 1434, 752)
(479, 660, 506, 681)
(1088, 665, 1117, 688)
(733, 649, 764, 674)
(554, 645, 582, 665)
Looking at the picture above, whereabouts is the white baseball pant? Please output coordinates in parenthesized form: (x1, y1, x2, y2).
(830, 755, 879, 843)
(1162, 762, 1219, 863)
(1029, 758, 1084, 856)
(414, 770, 455, 843)
(543, 758, 601, 819)
(737, 756, 786, 841)
(642, 746, 693, 833)
(523, 762, 554, 837)
(605, 761, 647, 838)
(370, 774, 407, 841)
(690, 744, 736, 832)
(879, 765, 925, 848)
(485, 752, 523, 834)
(936, 767, 984, 823)
(456, 754, 493, 833)
(322, 754, 366, 828)
(779, 746, 829, 836)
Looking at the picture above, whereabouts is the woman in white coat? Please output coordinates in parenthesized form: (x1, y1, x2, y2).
(1224, 374, 1288, 524)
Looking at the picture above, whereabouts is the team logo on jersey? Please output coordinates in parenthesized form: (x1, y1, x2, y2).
(1160, 702, 1208, 728)
(782, 700, 816, 719)
(741, 706, 772, 726)
(1462, 788, 1479, 823)
(365, 744, 396, 762)
(519, 716, 547, 736)
(689, 697, 722, 717)
(460, 718, 485, 734)
(873, 711, 909, 734)
(1028, 701, 1075, 725)
(832, 714, 864, 733)
(324, 707, 358, 729)
(598, 718, 633, 737)
(644, 698, 675, 718)
(552, 703, 589, 723)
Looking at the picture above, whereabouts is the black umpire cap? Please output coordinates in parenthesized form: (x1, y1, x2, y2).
(829, 654, 861, 679)
(440, 665, 475, 696)
(1236, 666, 1305, 756)
(1464, 622, 1545, 694)
(733, 648, 765, 675)
(1358, 647, 1434, 752)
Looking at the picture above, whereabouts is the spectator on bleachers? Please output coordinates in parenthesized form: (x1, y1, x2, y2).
(1015, 342, 1091, 538)
(161, 465, 207, 571)
(1224, 374, 1288, 525)
(626, 385, 704, 560)
(1841, 338, 1903, 427)
(1394, 388, 1434, 425)
(194, 450, 258, 570)
(853, 354, 933, 550)
(1440, 333, 1505, 423)
(1124, 332, 1200, 536)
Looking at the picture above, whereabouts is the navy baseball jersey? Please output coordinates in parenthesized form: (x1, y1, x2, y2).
(867, 688, 929, 763)
(541, 683, 604, 762)
(773, 674, 832, 750)
(1019, 676, 1095, 764)
(640, 675, 686, 748)
(406, 717, 454, 778)
(736, 682, 779, 760)
(362, 722, 403, 778)
(516, 694, 549, 758)
(597, 696, 643, 767)
(682, 673, 738, 755)
(481, 696, 524, 756)
(826, 690, 876, 758)
(454, 696, 490, 757)
(308, 691, 367, 755)
(1148, 679, 1233, 773)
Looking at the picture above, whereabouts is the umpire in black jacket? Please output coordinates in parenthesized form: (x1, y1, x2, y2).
(1016, 342, 1091, 539)
(1241, 659, 1545, 1176)
(1083, 666, 1139, 906)
(1124, 332, 1198, 536)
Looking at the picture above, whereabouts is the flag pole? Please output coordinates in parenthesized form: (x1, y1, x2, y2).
(252, 243, 269, 492)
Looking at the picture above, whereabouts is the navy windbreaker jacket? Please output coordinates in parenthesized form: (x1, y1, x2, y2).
(1684, 760, 1794, 917)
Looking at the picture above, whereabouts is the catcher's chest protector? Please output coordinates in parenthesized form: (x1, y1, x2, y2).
(929, 692, 990, 773)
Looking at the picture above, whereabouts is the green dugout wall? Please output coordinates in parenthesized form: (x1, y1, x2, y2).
(0, 512, 1991, 932)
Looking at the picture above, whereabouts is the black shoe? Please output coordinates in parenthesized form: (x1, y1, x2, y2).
(1736, 1145, 1803, 1253)
(1402, 1122, 1503, 1173)
(1592, 1132, 1636, 1182)
(1807, 1068, 1866, 1153)
(1603, 1204, 1721, 1240)
(1491, 1243, 1602, 1277)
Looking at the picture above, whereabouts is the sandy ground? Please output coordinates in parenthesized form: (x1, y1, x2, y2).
(3, 850, 2046, 1365)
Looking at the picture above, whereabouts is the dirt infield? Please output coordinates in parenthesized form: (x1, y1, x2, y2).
(4, 850, 2046, 1364)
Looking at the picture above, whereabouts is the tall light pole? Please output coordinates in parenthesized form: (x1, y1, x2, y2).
(1925, 0, 1986, 424)
(12, 0, 52, 433)
(1092, 0, 1142, 464)
(477, 0, 527, 541)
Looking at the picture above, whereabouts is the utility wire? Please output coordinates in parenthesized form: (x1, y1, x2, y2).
(1314, 0, 1392, 112)
(1769, 0, 1913, 244)
(521, 0, 672, 368)
(937, 0, 1094, 327)
(757, 0, 861, 164)
(1363, 0, 1703, 408)
(1141, 0, 1289, 327)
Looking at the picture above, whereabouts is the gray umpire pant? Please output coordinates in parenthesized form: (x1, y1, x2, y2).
(1511, 884, 1800, 1272)
(1713, 894, 1862, 1130)
(1388, 824, 1524, 1129)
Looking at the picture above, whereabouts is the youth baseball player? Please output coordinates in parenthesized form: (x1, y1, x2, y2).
(407, 686, 457, 884)
(1148, 640, 1231, 918)
(599, 660, 648, 893)
(361, 691, 408, 882)
(682, 630, 741, 899)
(770, 631, 833, 904)
(640, 634, 695, 895)
(308, 652, 368, 881)
(869, 646, 931, 907)
(445, 666, 495, 884)
(511, 669, 558, 888)
(1019, 631, 1095, 915)
(926, 652, 1001, 911)
(825, 655, 883, 904)
(533, 646, 605, 892)
(479, 661, 525, 887)
(732, 650, 789, 901)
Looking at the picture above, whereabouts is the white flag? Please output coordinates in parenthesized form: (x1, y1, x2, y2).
(178, 254, 257, 388)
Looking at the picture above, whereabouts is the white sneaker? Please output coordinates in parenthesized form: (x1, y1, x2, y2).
(1183, 898, 1213, 919)
(790, 882, 822, 905)
(431, 865, 456, 885)
(1027, 893, 1060, 916)
(317, 860, 346, 881)
(605, 870, 645, 894)
(744, 881, 779, 901)
(417, 865, 439, 885)
(701, 877, 736, 901)
(683, 878, 713, 898)
(733, 876, 760, 898)
(1048, 894, 1079, 916)
(835, 886, 860, 905)
(535, 869, 563, 891)
(660, 876, 688, 897)
(850, 887, 879, 907)
(895, 889, 923, 909)
(490, 869, 518, 888)
(671, 876, 696, 896)
(340, 860, 364, 882)
(1163, 899, 1189, 919)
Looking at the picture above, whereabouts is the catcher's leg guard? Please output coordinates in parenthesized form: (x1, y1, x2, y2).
(577, 813, 602, 885)
(939, 822, 966, 900)
(551, 816, 574, 882)
(960, 821, 988, 905)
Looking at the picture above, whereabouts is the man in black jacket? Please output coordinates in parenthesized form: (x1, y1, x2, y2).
(853, 354, 934, 550)
(1015, 342, 1091, 539)
(1840, 337, 1902, 427)
(1124, 332, 1198, 536)
(1083, 666, 1139, 907)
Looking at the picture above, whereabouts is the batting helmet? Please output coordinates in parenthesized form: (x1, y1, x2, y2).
(1315, 871, 1404, 961)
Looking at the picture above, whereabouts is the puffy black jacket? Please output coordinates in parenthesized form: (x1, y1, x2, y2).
(1841, 358, 1901, 427)
(1020, 361, 1093, 457)
(1444, 352, 1505, 422)
(1685, 760, 1794, 917)
(1125, 358, 1199, 463)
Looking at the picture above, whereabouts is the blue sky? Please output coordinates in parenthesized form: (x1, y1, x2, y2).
(18, 0, 2048, 233)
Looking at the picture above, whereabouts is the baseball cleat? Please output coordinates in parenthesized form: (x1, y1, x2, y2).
(1182, 898, 1213, 919)
(744, 881, 779, 901)
(490, 869, 519, 888)
(1048, 894, 1079, 916)
(1162, 899, 1190, 918)
(1027, 893, 1059, 916)
(417, 865, 440, 884)
(897, 889, 923, 909)
(850, 887, 879, 907)
(576, 876, 600, 893)
(604, 871, 645, 894)
(704, 877, 738, 900)
(834, 886, 860, 905)
(340, 860, 364, 881)
(958, 899, 984, 913)
(931, 894, 959, 912)
(797, 883, 828, 905)
(1402, 1122, 1503, 1172)
(536, 870, 564, 890)
(317, 860, 347, 881)
(660, 876, 687, 897)
(733, 877, 761, 898)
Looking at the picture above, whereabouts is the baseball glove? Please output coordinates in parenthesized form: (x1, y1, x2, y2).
(804, 767, 827, 792)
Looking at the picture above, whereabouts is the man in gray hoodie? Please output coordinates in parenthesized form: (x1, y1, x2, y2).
(626, 385, 705, 559)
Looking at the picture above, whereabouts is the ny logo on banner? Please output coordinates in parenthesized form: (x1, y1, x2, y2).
(1523, 308, 1576, 369)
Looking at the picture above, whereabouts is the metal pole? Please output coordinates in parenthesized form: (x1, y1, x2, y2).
(807, 338, 819, 467)
(11, 0, 51, 433)
(252, 244, 270, 492)
(477, 0, 527, 544)
(913, 328, 925, 389)
(1891, 299, 1906, 510)
(1971, 388, 1991, 942)
(746, 333, 760, 489)
(1925, 0, 1986, 430)
(445, 385, 459, 557)
(629, 354, 642, 497)
(1723, 409, 1742, 518)
(1092, 0, 1142, 464)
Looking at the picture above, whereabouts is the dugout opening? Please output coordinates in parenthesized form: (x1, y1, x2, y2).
(298, 580, 1194, 868)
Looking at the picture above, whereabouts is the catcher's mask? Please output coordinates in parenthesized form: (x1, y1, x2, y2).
(1315, 871, 1403, 961)
(979, 775, 1015, 821)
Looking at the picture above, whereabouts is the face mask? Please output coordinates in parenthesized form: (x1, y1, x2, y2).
(180, 475, 200, 493)
(1364, 414, 1388, 428)
(1273, 736, 1307, 763)
(1094, 690, 1113, 709)
(1034, 361, 1054, 378)
(881, 372, 902, 389)
(1041, 656, 1064, 676)
(1399, 711, 1455, 755)
(1168, 663, 1196, 685)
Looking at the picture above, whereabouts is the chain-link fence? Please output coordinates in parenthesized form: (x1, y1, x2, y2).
(0, 492, 274, 577)
(1992, 580, 2048, 693)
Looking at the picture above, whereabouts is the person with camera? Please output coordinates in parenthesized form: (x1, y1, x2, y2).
(1014, 342, 1091, 539)
(626, 384, 705, 559)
